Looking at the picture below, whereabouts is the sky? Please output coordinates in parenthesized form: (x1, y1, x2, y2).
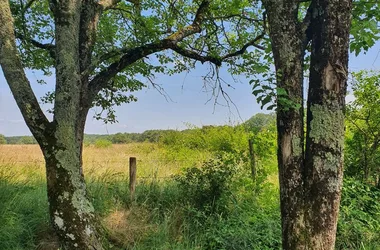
(1, 43, 380, 136)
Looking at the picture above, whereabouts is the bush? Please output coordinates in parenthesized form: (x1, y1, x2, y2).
(337, 178, 380, 249)
(160, 125, 249, 155)
(19, 136, 36, 144)
(0, 134, 6, 144)
(175, 154, 238, 214)
(94, 139, 112, 148)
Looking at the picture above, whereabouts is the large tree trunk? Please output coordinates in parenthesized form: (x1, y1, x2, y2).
(42, 138, 102, 249)
(263, 1, 307, 248)
(264, 0, 352, 249)
(43, 1, 103, 248)
(304, 0, 351, 248)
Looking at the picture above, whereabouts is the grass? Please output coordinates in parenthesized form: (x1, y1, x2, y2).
(0, 143, 210, 178)
(0, 144, 216, 249)
(0, 143, 379, 249)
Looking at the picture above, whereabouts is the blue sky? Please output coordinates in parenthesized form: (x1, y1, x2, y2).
(1, 43, 380, 136)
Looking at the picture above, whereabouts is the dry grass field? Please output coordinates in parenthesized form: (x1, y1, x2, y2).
(0, 143, 210, 181)
(0, 143, 213, 249)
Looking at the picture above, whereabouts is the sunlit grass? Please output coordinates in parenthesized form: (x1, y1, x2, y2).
(0, 143, 212, 249)
(0, 143, 210, 180)
(1, 143, 378, 250)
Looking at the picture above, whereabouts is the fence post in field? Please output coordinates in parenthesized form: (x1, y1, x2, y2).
(129, 157, 137, 201)
(248, 138, 256, 180)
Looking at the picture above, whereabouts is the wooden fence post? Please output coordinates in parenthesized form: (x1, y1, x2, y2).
(129, 157, 137, 200)
(248, 138, 256, 180)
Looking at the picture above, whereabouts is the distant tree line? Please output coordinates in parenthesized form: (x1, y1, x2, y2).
(1, 135, 37, 144)
(1, 113, 276, 146)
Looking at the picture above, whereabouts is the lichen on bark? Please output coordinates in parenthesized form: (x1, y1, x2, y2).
(309, 104, 344, 149)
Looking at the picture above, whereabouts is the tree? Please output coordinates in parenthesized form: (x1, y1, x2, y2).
(0, 0, 266, 248)
(262, 0, 348, 249)
(260, 0, 380, 248)
(244, 112, 276, 133)
(0, 134, 6, 144)
(19, 135, 36, 144)
(346, 70, 380, 187)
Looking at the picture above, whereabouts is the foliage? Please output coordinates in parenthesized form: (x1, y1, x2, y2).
(345, 70, 380, 185)
(160, 125, 249, 154)
(243, 113, 276, 133)
(7, 0, 269, 123)
(175, 154, 238, 213)
(19, 136, 37, 144)
(4, 136, 36, 144)
(337, 178, 380, 249)
(94, 139, 113, 148)
(0, 134, 6, 144)
(350, 1, 380, 56)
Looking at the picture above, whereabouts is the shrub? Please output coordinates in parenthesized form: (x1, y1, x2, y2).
(175, 154, 238, 214)
(94, 139, 112, 148)
(337, 178, 380, 249)
(0, 134, 6, 144)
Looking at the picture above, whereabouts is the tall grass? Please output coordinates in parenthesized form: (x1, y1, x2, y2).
(0, 137, 379, 249)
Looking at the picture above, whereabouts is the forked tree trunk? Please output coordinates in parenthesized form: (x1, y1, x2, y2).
(264, 0, 352, 249)
(42, 0, 103, 248)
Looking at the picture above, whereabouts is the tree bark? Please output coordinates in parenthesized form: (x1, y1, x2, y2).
(45, 1, 103, 248)
(42, 139, 102, 250)
(263, 0, 307, 248)
(264, 0, 352, 249)
(304, 0, 351, 248)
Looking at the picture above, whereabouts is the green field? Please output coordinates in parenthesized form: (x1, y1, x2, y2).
(1, 125, 379, 249)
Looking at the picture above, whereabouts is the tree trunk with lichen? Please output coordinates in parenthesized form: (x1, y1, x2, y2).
(1, 1, 103, 249)
(42, 1, 103, 248)
(304, 0, 351, 248)
(43, 139, 102, 249)
(264, 0, 352, 249)
(263, 0, 307, 248)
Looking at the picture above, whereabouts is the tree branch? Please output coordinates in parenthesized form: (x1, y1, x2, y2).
(97, 0, 121, 10)
(0, 1, 51, 144)
(221, 32, 266, 60)
(169, 30, 266, 66)
(212, 14, 263, 23)
(21, 0, 38, 14)
(170, 44, 222, 66)
(88, 0, 211, 99)
(15, 32, 56, 59)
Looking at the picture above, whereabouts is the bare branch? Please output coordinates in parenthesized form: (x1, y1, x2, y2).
(202, 64, 242, 121)
(0, 1, 51, 144)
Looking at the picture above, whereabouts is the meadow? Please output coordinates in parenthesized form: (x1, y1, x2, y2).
(0, 123, 379, 249)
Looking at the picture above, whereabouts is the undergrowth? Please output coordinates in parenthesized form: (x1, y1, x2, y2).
(0, 122, 379, 249)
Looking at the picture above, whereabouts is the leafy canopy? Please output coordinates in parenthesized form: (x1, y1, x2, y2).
(9, 0, 267, 122)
